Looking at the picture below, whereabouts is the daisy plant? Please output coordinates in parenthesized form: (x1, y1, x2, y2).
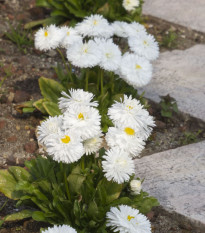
(21, 14, 159, 133)
(0, 90, 159, 232)
(25, 0, 144, 29)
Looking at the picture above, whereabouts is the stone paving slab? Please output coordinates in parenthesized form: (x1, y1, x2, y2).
(139, 44, 205, 121)
(135, 141, 205, 229)
(143, 0, 205, 33)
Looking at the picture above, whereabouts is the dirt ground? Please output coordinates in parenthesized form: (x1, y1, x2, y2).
(0, 0, 205, 232)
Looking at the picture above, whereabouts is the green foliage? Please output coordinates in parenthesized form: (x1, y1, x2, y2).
(161, 30, 177, 49)
(26, 0, 144, 28)
(5, 24, 33, 53)
(159, 94, 178, 118)
(181, 130, 202, 145)
(0, 156, 158, 231)
(20, 62, 147, 132)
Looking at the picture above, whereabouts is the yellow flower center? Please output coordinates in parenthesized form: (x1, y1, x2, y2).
(78, 113, 84, 120)
(124, 127, 135, 136)
(126, 105, 133, 110)
(106, 53, 112, 58)
(93, 20, 98, 25)
(127, 215, 135, 221)
(44, 31, 48, 37)
(143, 40, 148, 45)
(67, 31, 70, 36)
(61, 135, 71, 144)
(135, 64, 142, 69)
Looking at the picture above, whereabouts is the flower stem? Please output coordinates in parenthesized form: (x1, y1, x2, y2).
(85, 69, 89, 91)
(60, 162, 71, 201)
(57, 48, 73, 82)
(81, 156, 85, 170)
(100, 69, 104, 96)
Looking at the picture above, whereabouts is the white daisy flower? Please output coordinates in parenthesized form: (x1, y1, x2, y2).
(45, 130, 84, 164)
(105, 126, 145, 157)
(123, 0, 140, 11)
(111, 21, 130, 38)
(108, 95, 155, 140)
(120, 53, 152, 87)
(106, 205, 152, 233)
(42, 225, 77, 233)
(60, 26, 82, 48)
(75, 14, 113, 38)
(128, 34, 159, 61)
(96, 38, 121, 72)
(34, 25, 62, 51)
(66, 39, 101, 68)
(83, 133, 103, 155)
(37, 116, 63, 144)
(62, 105, 101, 140)
(126, 22, 147, 38)
(102, 148, 135, 184)
(130, 179, 142, 195)
(59, 89, 98, 112)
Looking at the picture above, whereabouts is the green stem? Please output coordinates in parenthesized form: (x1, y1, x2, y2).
(60, 162, 71, 201)
(100, 69, 104, 96)
(81, 156, 85, 170)
(85, 69, 89, 91)
(110, 72, 115, 93)
(57, 48, 73, 82)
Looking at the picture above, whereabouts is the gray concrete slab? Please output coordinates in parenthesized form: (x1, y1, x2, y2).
(135, 141, 205, 228)
(143, 0, 205, 33)
(139, 44, 205, 121)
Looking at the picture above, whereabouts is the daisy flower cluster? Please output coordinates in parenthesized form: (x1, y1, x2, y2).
(103, 94, 155, 184)
(37, 89, 103, 163)
(34, 14, 159, 88)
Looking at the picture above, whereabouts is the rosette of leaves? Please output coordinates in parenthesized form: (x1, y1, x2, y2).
(18, 64, 147, 132)
(0, 151, 158, 232)
(25, 0, 144, 29)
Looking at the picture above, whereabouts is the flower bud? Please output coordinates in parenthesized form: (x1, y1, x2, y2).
(130, 179, 142, 195)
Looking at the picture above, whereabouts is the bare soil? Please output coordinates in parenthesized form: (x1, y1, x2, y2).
(0, 0, 205, 232)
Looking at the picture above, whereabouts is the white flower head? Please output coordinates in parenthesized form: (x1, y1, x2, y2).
(60, 26, 82, 48)
(34, 25, 62, 51)
(45, 130, 85, 164)
(111, 21, 130, 38)
(128, 34, 159, 61)
(59, 89, 98, 112)
(130, 179, 142, 195)
(126, 22, 147, 38)
(42, 225, 77, 233)
(62, 105, 101, 140)
(102, 148, 135, 184)
(83, 133, 103, 155)
(96, 38, 121, 72)
(106, 205, 152, 233)
(123, 0, 140, 11)
(37, 116, 63, 144)
(75, 14, 113, 38)
(66, 39, 101, 68)
(105, 126, 145, 158)
(120, 53, 153, 87)
(108, 95, 155, 140)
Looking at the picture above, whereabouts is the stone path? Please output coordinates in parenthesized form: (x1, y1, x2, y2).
(139, 1, 205, 230)
(135, 141, 205, 231)
(143, 0, 205, 33)
(139, 44, 205, 121)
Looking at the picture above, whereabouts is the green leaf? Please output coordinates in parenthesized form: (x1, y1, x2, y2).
(22, 107, 35, 113)
(8, 166, 31, 182)
(24, 18, 56, 30)
(161, 110, 172, 118)
(36, 0, 51, 8)
(33, 99, 47, 115)
(0, 170, 17, 199)
(4, 210, 34, 221)
(67, 173, 86, 194)
(43, 101, 61, 116)
(32, 211, 46, 222)
(39, 77, 66, 103)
